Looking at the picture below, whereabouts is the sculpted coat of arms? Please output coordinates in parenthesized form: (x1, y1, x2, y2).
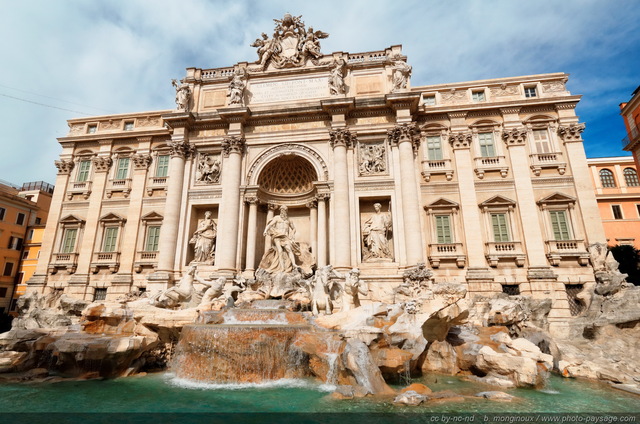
(251, 13, 329, 70)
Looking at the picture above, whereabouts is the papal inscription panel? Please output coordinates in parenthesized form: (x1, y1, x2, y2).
(249, 77, 329, 104)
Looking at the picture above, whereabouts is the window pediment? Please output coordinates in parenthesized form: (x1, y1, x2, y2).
(537, 192, 576, 209)
(59, 214, 85, 225)
(99, 212, 126, 224)
(479, 195, 516, 210)
(424, 198, 459, 213)
(141, 211, 163, 221)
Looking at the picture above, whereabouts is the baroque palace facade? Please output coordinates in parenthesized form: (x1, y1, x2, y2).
(28, 15, 605, 331)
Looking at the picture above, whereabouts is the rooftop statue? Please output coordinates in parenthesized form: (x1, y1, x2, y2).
(171, 78, 191, 112)
(250, 13, 329, 70)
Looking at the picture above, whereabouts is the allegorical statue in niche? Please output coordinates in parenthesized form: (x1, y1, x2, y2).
(328, 58, 346, 95)
(189, 211, 217, 264)
(195, 154, 221, 184)
(171, 78, 191, 111)
(227, 70, 247, 106)
(259, 205, 301, 273)
(391, 57, 412, 92)
(359, 144, 386, 175)
(362, 202, 392, 261)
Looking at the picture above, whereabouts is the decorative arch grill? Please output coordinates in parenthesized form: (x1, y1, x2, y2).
(624, 167, 639, 187)
(599, 169, 616, 188)
(258, 155, 318, 195)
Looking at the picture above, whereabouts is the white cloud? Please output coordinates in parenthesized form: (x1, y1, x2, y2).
(0, 0, 638, 185)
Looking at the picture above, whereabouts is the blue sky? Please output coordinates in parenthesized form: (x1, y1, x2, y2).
(1, 0, 639, 185)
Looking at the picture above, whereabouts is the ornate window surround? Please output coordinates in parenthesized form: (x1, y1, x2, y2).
(420, 123, 453, 182)
(49, 215, 85, 274)
(469, 120, 508, 179)
(91, 213, 126, 274)
(479, 195, 525, 267)
(423, 198, 465, 268)
(523, 115, 566, 176)
(106, 148, 135, 198)
(135, 211, 163, 273)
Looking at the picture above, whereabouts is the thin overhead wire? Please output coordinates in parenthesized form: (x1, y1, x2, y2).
(0, 92, 96, 116)
(0, 83, 114, 114)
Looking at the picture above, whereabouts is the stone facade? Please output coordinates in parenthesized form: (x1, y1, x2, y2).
(27, 15, 606, 335)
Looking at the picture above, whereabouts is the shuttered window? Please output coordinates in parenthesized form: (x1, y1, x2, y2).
(533, 129, 552, 153)
(156, 155, 170, 177)
(491, 213, 510, 242)
(478, 132, 495, 157)
(145, 226, 161, 251)
(426, 136, 443, 160)
(115, 158, 130, 180)
(102, 227, 118, 252)
(435, 215, 452, 244)
(549, 210, 571, 240)
(61, 229, 77, 253)
(77, 160, 91, 182)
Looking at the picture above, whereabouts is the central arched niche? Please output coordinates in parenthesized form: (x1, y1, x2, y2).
(257, 154, 318, 196)
(250, 154, 319, 270)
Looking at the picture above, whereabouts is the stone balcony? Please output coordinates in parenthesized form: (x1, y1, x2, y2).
(421, 159, 454, 182)
(529, 152, 567, 176)
(146, 176, 168, 196)
(66, 181, 92, 200)
(428, 243, 466, 268)
(106, 178, 132, 198)
(485, 241, 526, 267)
(90, 252, 121, 273)
(545, 240, 589, 266)
(474, 156, 509, 179)
(134, 251, 158, 273)
(49, 253, 78, 274)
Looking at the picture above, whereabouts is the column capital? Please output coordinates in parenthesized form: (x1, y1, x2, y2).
(222, 135, 246, 157)
(329, 128, 356, 149)
(501, 127, 528, 147)
(54, 159, 75, 175)
(132, 153, 153, 170)
(316, 193, 331, 201)
(448, 132, 473, 149)
(306, 199, 318, 209)
(169, 139, 195, 158)
(92, 156, 113, 172)
(557, 123, 585, 143)
(387, 123, 420, 152)
(245, 195, 259, 205)
(267, 202, 279, 211)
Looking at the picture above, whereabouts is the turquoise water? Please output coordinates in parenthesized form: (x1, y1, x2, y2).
(0, 373, 638, 413)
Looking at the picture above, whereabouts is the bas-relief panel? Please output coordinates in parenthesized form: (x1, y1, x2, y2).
(202, 90, 227, 109)
(248, 77, 329, 104)
(349, 116, 392, 126)
(358, 142, 387, 176)
(354, 75, 382, 95)
(194, 129, 226, 137)
(247, 121, 327, 133)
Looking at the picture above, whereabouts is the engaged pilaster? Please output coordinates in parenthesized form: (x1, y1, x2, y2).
(244, 195, 259, 273)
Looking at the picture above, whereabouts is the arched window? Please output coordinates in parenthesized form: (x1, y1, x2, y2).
(599, 169, 616, 188)
(623, 168, 639, 187)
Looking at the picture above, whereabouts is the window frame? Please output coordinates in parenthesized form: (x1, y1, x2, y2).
(490, 212, 511, 242)
(423, 95, 436, 106)
(611, 205, 624, 220)
(114, 157, 130, 180)
(532, 128, 552, 154)
(549, 209, 572, 240)
(426, 135, 444, 160)
(144, 225, 161, 252)
(472, 90, 486, 102)
(478, 132, 496, 157)
(623, 167, 639, 187)
(524, 86, 537, 98)
(3, 262, 14, 277)
(0, 207, 5, 221)
(434, 214, 453, 244)
(76, 159, 92, 182)
(97, 213, 126, 253)
(155, 154, 170, 178)
(87, 124, 97, 134)
(599, 168, 616, 188)
(16, 212, 26, 226)
(123, 121, 134, 131)
(102, 227, 119, 252)
(60, 228, 78, 253)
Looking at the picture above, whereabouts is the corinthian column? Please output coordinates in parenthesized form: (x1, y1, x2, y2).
(388, 123, 424, 265)
(329, 128, 356, 271)
(215, 135, 246, 273)
(316, 194, 329, 267)
(156, 138, 194, 278)
(306, 199, 318, 260)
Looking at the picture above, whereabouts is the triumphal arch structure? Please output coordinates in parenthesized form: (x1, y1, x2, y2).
(28, 14, 606, 327)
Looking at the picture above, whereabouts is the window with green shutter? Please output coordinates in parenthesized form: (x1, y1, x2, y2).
(102, 227, 119, 252)
(115, 158, 130, 180)
(77, 160, 91, 182)
(491, 213, 510, 242)
(145, 226, 161, 251)
(156, 155, 170, 177)
(61, 229, 78, 253)
(549, 210, 571, 240)
(426, 136, 443, 160)
(435, 215, 452, 244)
(478, 132, 495, 157)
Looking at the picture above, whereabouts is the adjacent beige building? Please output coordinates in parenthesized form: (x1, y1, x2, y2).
(28, 16, 606, 334)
